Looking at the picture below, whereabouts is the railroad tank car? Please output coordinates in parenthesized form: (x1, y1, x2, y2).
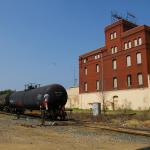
(9, 84, 67, 110)
(0, 84, 68, 119)
(0, 93, 12, 111)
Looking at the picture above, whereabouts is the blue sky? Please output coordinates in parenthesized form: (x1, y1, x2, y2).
(0, 0, 150, 90)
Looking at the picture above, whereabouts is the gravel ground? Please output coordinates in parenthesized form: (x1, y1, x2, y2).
(0, 114, 150, 150)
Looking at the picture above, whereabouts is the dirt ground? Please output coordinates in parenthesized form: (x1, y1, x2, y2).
(0, 114, 150, 150)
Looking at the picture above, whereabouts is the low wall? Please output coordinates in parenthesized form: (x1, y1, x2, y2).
(66, 87, 79, 108)
(66, 87, 150, 110)
(79, 88, 150, 110)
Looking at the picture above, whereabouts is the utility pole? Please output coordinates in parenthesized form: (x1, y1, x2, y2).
(73, 64, 77, 87)
(100, 50, 105, 114)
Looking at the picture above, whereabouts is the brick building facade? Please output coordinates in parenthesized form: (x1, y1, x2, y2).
(79, 19, 150, 110)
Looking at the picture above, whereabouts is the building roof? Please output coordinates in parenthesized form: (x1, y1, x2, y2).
(79, 19, 150, 59)
(105, 19, 137, 31)
(79, 47, 106, 58)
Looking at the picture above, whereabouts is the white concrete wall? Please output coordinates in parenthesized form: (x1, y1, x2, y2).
(79, 88, 150, 110)
(66, 79, 150, 110)
(66, 87, 79, 108)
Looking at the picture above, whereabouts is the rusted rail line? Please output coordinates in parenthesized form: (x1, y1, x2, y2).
(0, 111, 150, 137)
(82, 122, 150, 137)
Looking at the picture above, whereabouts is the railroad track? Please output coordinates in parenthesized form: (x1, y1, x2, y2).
(0, 110, 40, 119)
(81, 121, 150, 138)
(0, 110, 150, 137)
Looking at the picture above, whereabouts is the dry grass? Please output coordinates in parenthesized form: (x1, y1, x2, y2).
(124, 119, 142, 128)
(142, 120, 150, 128)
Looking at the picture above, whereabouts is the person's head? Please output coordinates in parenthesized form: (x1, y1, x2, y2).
(44, 94, 49, 99)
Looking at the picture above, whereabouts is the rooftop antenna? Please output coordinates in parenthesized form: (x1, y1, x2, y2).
(126, 11, 137, 24)
(111, 11, 123, 23)
(111, 11, 137, 25)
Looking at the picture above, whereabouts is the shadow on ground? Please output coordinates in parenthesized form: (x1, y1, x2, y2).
(136, 147, 150, 150)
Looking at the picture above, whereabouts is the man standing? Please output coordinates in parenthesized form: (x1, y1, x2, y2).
(40, 94, 49, 125)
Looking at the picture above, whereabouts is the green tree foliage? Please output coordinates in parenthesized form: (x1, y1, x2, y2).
(0, 89, 13, 95)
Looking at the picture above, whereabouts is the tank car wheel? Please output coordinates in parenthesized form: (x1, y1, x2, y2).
(0, 107, 4, 111)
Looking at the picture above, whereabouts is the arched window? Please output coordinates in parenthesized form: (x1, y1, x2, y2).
(84, 67, 87, 75)
(138, 37, 142, 45)
(112, 59, 117, 70)
(126, 55, 131, 67)
(113, 77, 118, 88)
(136, 53, 142, 64)
(128, 41, 132, 49)
(127, 75, 132, 87)
(96, 64, 99, 72)
(124, 43, 128, 50)
(137, 73, 143, 86)
(96, 80, 100, 91)
(84, 82, 88, 92)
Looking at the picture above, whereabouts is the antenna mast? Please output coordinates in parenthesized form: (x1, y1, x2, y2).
(111, 11, 137, 24)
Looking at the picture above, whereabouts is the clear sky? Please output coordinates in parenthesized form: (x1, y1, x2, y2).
(0, 0, 150, 90)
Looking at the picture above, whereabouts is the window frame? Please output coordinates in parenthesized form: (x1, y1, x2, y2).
(113, 77, 118, 89)
(84, 67, 87, 75)
(137, 73, 143, 86)
(138, 37, 142, 45)
(96, 80, 100, 91)
(128, 41, 132, 49)
(84, 82, 88, 92)
(126, 55, 131, 67)
(96, 64, 99, 73)
(110, 33, 113, 40)
(134, 39, 138, 47)
(110, 32, 117, 40)
(114, 32, 117, 39)
(112, 59, 117, 70)
(83, 58, 87, 63)
(124, 42, 128, 50)
(127, 75, 132, 87)
(114, 46, 118, 53)
(136, 52, 142, 64)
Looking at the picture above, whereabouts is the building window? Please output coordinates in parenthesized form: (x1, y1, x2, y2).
(110, 32, 117, 40)
(84, 67, 87, 75)
(127, 75, 132, 87)
(114, 32, 117, 39)
(136, 53, 142, 64)
(137, 73, 143, 86)
(112, 59, 117, 70)
(94, 54, 100, 60)
(111, 47, 114, 54)
(138, 37, 142, 45)
(84, 82, 87, 92)
(113, 77, 118, 88)
(134, 39, 138, 47)
(110, 33, 113, 40)
(94, 55, 97, 59)
(126, 55, 131, 67)
(128, 41, 132, 49)
(96, 64, 99, 72)
(114, 46, 118, 53)
(83, 58, 87, 63)
(124, 43, 127, 50)
(111, 47, 117, 54)
(96, 80, 100, 91)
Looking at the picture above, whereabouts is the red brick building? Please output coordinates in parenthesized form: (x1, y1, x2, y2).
(79, 19, 150, 94)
